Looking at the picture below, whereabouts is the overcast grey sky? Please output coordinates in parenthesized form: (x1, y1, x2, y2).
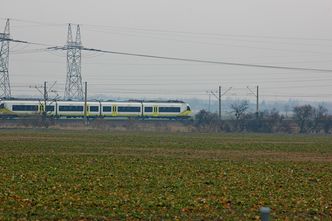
(1, 0, 332, 102)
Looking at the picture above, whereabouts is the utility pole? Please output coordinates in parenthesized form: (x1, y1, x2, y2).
(0, 19, 11, 98)
(247, 85, 259, 118)
(64, 24, 83, 100)
(84, 81, 88, 125)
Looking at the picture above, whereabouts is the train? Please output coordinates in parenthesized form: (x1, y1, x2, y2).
(0, 99, 192, 119)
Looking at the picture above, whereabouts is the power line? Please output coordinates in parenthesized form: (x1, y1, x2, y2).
(0, 36, 54, 47)
(81, 47, 332, 73)
(2, 17, 332, 102)
(81, 22, 332, 43)
(3, 17, 332, 43)
(0, 17, 65, 27)
(1, 24, 332, 73)
(83, 28, 332, 55)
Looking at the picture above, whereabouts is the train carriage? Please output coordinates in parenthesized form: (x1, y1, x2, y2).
(0, 99, 192, 119)
(142, 101, 190, 119)
(86, 101, 101, 118)
(112, 102, 142, 118)
(100, 101, 113, 117)
(99, 101, 142, 118)
(56, 101, 85, 117)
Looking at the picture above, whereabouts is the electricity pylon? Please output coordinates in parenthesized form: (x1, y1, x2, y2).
(64, 24, 83, 100)
(0, 19, 11, 98)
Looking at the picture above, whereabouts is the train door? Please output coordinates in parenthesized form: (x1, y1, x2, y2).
(99, 102, 102, 117)
(40, 103, 47, 115)
(39, 104, 44, 114)
(85, 104, 89, 117)
(112, 105, 117, 117)
(153, 106, 159, 117)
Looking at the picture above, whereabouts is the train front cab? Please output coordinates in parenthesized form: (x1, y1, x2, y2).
(5, 100, 41, 116)
(0, 100, 4, 111)
(0, 100, 13, 118)
(178, 104, 192, 118)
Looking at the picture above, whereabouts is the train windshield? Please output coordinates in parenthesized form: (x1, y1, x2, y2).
(186, 105, 191, 111)
(0, 102, 4, 109)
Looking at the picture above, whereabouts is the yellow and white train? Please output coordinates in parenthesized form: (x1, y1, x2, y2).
(0, 99, 192, 119)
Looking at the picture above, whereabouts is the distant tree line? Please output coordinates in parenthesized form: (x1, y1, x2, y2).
(194, 101, 332, 134)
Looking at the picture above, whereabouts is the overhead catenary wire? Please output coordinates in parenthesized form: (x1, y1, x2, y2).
(12, 89, 332, 99)
(11, 83, 332, 97)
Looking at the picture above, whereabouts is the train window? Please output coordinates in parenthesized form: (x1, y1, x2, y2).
(12, 105, 38, 111)
(90, 106, 99, 112)
(144, 107, 153, 112)
(159, 107, 181, 113)
(46, 106, 54, 111)
(103, 106, 112, 112)
(187, 106, 191, 111)
(0, 103, 4, 109)
(118, 106, 141, 112)
(59, 105, 83, 112)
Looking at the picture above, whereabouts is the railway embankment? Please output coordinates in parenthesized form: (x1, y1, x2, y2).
(0, 118, 195, 132)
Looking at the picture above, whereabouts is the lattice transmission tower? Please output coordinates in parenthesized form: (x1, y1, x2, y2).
(0, 19, 11, 98)
(64, 24, 83, 100)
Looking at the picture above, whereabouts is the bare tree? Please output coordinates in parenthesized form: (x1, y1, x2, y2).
(230, 100, 249, 131)
(293, 105, 315, 133)
(194, 110, 221, 132)
(312, 105, 328, 133)
(230, 100, 249, 120)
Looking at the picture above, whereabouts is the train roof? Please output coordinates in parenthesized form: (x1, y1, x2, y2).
(128, 99, 185, 103)
(2, 98, 43, 101)
(2, 98, 187, 103)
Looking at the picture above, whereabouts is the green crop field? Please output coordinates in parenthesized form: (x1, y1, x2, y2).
(0, 129, 332, 220)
